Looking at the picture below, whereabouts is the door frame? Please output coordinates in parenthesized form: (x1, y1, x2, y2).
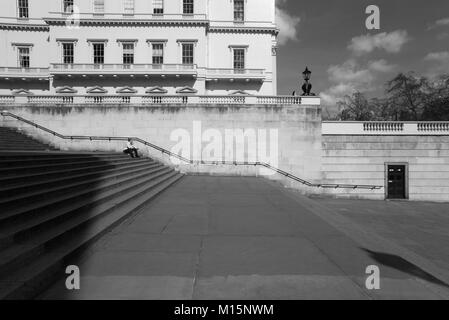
(384, 162, 409, 200)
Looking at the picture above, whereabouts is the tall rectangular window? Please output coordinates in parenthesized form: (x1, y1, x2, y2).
(233, 49, 245, 72)
(124, 0, 134, 15)
(122, 43, 134, 66)
(182, 43, 194, 65)
(93, 43, 104, 65)
(93, 0, 104, 14)
(183, 0, 194, 15)
(63, 0, 74, 13)
(18, 47, 30, 68)
(234, 0, 244, 22)
(152, 43, 164, 65)
(18, 0, 29, 18)
(153, 0, 163, 14)
(62, 43, 74, 64)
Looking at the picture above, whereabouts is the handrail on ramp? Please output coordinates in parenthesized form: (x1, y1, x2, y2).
(1, 111, 383, 191)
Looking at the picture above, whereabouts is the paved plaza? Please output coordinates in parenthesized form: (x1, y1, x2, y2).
(40, 176, 449, 300)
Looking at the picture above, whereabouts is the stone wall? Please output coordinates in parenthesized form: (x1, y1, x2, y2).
(322, 135, 449, 202)
(1, 104, 323, 194)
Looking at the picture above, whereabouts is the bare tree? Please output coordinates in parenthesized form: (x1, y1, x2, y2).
(337, 92, 376, 121)
(386, 72, 429, 121)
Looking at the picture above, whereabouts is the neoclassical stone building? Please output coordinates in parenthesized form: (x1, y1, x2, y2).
(0, 0, 278, 96)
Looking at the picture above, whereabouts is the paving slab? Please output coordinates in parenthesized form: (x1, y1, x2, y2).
(40, 176, 449, 299)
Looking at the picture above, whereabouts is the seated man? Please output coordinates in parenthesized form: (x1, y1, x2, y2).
(123, 138, 139, 158)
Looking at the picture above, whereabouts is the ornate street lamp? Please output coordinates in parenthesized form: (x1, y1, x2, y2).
(302, 67, 311, 81)
(301, 67, 312, 96)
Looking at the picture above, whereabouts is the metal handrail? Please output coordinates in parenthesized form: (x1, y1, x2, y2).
(0, 111, 383, 190)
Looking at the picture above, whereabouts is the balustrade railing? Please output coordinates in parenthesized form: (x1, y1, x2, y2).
(363, 122, 404, 132)
(206, 68, 265, 77)
(50, 63, 197, 73)
(199, 96, 246, 104)
(142, 96, 188, 104)
(0, 67, 49, 75)
(1, 94, 319, 106)
(0, 96, 15, 104)
(27, 96, 69, 104)
(257, 96, 303, 105)
(323, 121, 449, 135)
(417, 122, 449, 132)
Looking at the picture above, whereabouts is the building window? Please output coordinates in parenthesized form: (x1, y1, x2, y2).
(234, 0, 244, 22)
(93, 0, 104, 14)
(153, 0, 163, 14)
(233, 49, 245, 72)
(63, 0, 74, 13)
(152, 43, 164, 65)
(183, 0, 194, 15)
(62, 43, 74, 64)
(17, 0, 29, 18)
(18, 47, 30, 68)
(182, 43, 194, 65)
(122, 43, 134, 67)
(124, 0, 134, 15)
(93, 43, 104, 65)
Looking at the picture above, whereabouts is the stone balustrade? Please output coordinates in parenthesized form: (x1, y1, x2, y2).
(323, 121, 449, 135)
(0, 95, 321, 106)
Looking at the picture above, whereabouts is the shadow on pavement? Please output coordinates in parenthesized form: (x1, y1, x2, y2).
(362, 248, 449, 288)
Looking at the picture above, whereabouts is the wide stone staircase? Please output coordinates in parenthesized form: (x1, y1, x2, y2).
(0, 127, 55, 151)
(0, 128, 183, 299)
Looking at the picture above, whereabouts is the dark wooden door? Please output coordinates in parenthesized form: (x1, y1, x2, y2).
(387, 165, 406, 199)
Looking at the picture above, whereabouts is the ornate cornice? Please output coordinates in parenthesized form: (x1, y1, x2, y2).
(1, 19, 278, 36)
(208, 26, 279, 35)
(43, 18, 208, 27)
(0, 22, 49, 31)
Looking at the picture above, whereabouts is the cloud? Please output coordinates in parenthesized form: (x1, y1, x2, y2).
(368, 59, 396, 73)
(320, 59, 396, 107)
(429, 17, 449, 29)
(348, 30, 410, 55)
(424, 51, 449, 62)
(320, 83, 359, 107)
(436, 32, 449, 40)
(435, 17, 449, 26)
(428, 18, 449, 39)
(275, 0, 300, 46)
(328, 59, 374, 83)
(424, 51, 449, 76)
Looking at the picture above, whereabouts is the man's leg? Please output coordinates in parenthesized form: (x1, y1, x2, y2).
(127, 148, 135, 158)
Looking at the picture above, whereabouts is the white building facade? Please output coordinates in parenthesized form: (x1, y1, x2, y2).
(0, 0, 278, 97)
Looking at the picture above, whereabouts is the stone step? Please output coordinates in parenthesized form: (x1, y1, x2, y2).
(0, 152, 122, 160)
(0, 158, 151, 187)
(0, 161, 163, 209)
(0, 166, 174, 226)
(0, 172, 183, 300)
(0, 160, 158, 199)
(0, 140, 49, 146)
(0, 167, 174, 252)
(0, 167, 177, 271)
(0, 146, 49, 151)
(0, 156, 141, 177)
(0, 154, 133, 167)
(0, 171, 183, 299)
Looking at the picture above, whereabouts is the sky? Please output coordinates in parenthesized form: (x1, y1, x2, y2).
(275, 0, 449, 116)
